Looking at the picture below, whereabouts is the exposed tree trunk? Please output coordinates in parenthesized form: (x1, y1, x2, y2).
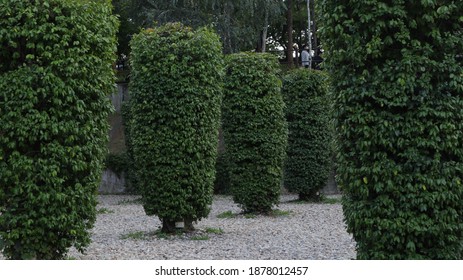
(294, 46, 299, 67)
(162, 217, 195, 233)
(256, 30, 264, 52)
(223, 2, 233, 54)
(256, 0, 269, 52)
(311, 0, 318, 54)
(161, 219, 177, 233)
(184, 217, 195, 232)
(261, 30, 268, 52)
(286, 0, 293, 67)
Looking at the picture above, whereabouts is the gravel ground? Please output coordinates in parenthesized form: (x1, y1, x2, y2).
(69, 194, 356, 260)
(1, 194, 356, 260)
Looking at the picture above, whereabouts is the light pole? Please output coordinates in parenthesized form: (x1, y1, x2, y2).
(307, 0, 312, 68)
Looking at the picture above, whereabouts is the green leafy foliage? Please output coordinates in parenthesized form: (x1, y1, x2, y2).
(282, 69, 332, 200)
(0, 0, 117, 259)
(223, 52, 288, 214)
(121, 102, 139, 193)
(320, 0, 463, 259)
(129, 23, 223, 232)
(213, 150, 231, 194)
(105, 153, 129, 178)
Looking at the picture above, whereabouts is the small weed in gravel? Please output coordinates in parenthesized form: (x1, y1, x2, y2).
(120, 231, 146, 240)
(151, 229, 184, 240)
(190, 235, 210, 241)
(271, 209, 292, 217)
(244, 213, 257, 219)
(322, 197, 342, 204)
(96, 207, 114, 214)
(217, 210, 235, 219)
(205, 227, 224, 234)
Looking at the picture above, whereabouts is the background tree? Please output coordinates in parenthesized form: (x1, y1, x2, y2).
(113, 0, 139, 56)
(320, 0, 463, 259)
(0, 0, 117, 259)
(113, 0, 326, 59)
(286, 0, 294, 67)
(268, 0, 320, 63)
(114, 0, 286, 55)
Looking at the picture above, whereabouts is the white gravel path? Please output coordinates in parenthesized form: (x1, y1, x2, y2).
(64, 194, 356, 260)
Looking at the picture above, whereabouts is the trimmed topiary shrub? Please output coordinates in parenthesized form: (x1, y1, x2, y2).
(282, 69, 332, 201)
(0, 0, 117, 259)
(320, 1, 463, 259)
(129, 23, 223, 233)
(223, 52, 288, 214)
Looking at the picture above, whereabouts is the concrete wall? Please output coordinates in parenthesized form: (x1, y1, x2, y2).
(321, 169, 339, 195)
(109, 83, 129, 113)
(99, 83, 129, 194)
(99, 170, 126, 194)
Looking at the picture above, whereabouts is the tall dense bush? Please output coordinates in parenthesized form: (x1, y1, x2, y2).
(282, 69, 332, 200)
(320, 0, 463, 259)
(129, 23, 223, 233)
(223, 52, 287, 214)
(0, 0, 117, 259)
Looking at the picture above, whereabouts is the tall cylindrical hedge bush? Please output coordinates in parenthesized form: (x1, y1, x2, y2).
(282, 69, 332, 200)
(320, 1, 463, 259)
(0, 0, 117, 259)
(223, 52, 288, 214)
(129, 23, 223, 232)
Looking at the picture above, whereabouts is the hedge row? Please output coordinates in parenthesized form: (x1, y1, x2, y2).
(320, 0, 463, 259)
(128, 39, 328, 217)
(0, 0, 117, 259)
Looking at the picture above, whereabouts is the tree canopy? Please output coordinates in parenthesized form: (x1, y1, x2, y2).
(113, 0, 314, 57)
